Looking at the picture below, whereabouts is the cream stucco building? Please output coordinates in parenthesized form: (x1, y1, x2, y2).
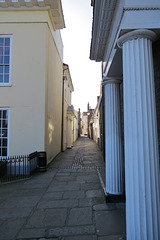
(0, 0, 65, 163)
(62, 63, 76, 151)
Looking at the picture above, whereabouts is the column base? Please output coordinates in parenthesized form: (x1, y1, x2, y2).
(105, 192, 125, 203)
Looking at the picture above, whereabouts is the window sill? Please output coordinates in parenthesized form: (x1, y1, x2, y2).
(0, 84, 12, 87)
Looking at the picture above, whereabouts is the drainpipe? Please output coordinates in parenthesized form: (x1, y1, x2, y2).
(61, 66, 68, 152)
(61, 76, 65, 152)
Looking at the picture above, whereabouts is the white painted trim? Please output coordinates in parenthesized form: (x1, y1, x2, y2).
(0, 35, 12, 87)
(0, 107, 10, 156)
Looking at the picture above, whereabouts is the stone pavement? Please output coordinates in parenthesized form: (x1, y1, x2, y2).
(0, 137, 126, 240)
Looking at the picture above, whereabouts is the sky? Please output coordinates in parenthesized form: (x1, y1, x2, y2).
(61, 0, 101, 113)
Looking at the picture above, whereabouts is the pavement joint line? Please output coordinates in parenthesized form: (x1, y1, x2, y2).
(96, 168, 106, 195)
(49, 166, 103, 170)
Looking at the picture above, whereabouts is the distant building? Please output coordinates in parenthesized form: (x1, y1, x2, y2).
(87, 103, 94, 139)
(73, 110, 78, 143)
(78, 108, 82, 137)
(62, 64, 75, 150)
(81, 103, 94, 137)
(81, 112, 88, 136)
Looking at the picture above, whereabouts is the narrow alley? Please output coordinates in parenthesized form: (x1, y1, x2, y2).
(0, 137, 125, 240)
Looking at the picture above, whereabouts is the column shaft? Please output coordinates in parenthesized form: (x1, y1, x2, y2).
(104, 80, 124, 195)
(119, 30, 160, 239)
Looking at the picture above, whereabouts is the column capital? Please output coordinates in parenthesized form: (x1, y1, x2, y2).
(117, 29, 156, 48)
(102, 77, 122, 86)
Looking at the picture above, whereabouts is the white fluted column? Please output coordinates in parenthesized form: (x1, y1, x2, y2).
(104, 78, 124, 195)
(118, 29, 160, 240)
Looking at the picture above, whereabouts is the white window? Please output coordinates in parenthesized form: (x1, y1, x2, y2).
(0, 36, 12, 85)
(0, 108, 9, 156)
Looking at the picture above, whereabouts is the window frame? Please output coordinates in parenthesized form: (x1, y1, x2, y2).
(0, 35, 12, 86)
(0, 108, 10, 157)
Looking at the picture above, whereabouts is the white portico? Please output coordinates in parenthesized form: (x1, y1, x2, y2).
(90, 0, 160, 239)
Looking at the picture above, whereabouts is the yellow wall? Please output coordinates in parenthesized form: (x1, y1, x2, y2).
(0, 11, 64, 160)
(45, 26, 63, 161)
(0, 22, 47, 155)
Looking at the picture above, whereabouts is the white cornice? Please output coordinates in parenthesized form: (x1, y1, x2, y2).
(0, 0, 65, 29)
(90, 0, 117, 61)
(124, 7, 160, 11)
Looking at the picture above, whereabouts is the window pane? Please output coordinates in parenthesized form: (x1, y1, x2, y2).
(4, 66, 9, 73)
(4, 74, 9, 83)
(5, 38, 10, 46)
(2, 129, 7, 137)
(4, 56, 9, 64)
(0, 46, 3, 55)
(2, 139, 7, 147)
(0, 56, 3, 64)
(2, 148, 7, 156)
(3, 110, 7, 119)
(0, 74, 3, 83)
(4, 46, 10, 55)
(2, 120, 7, 128)
(0, 66, 3, 73)
(0, 38, 4, 46)
(0, 111, 1, 118)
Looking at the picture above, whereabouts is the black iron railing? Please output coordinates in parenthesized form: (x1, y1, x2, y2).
(0, 151, 38, 184)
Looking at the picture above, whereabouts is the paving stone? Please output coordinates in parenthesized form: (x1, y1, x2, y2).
(22, 183, 50, 189)
(63, 190, 85, 199)
(98, 235, 126, 240)
(76, 175, 99, 183)
(25, 208, 68, 228)
(95, 209, 126, 236)
(37, 199, 78, 208)
(17, 228, 46, 239)
(47, 183, 80, 192)
(78, 198, 94, 207)
(67, 207, 92, 226)
(86, 190, 104, 198)
(56, 172, 71, 176)
(79, 196, 106, 208)
(54, 175, 76, 182)
(14, 188, 46, 197)
(0, 218, 26, 240)
(0, 207, 33, 219)
(81, 183, 101, 190)
(2, 196, 40, 208)
(64, 235, 97, 240)
(47, 226, 95, 237)
(41, 191, 64, 200)
(93, 203, 117, 211)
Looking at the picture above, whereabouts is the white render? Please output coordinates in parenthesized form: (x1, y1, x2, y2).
(118, 29, 160, 240)
(104, 79, 124, 195)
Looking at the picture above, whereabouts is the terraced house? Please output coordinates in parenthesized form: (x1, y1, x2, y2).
(90, 0, 160, 239)
(0, 0, 65, 163)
